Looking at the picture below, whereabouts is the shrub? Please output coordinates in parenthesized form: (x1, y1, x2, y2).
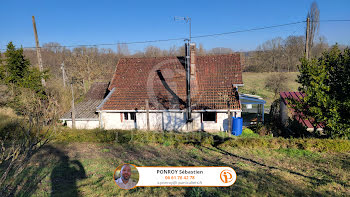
(294, 45, 350, 139)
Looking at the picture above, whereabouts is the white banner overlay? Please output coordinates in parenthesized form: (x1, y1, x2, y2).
(136, 166, 236, 187)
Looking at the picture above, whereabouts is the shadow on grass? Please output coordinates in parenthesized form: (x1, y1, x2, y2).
(3, 145, 86, 197)
(49, 146, 86, 197)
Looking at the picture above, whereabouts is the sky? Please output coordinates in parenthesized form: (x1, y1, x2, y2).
(1, 0, 349, 53)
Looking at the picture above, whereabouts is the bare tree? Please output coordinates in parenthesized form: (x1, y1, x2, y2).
(117, 43, 130, 57)
(168, 45, 178, 56)
(208, 47, 233, 55)
(265, 73, 288, 98)
(65, 47, 103, 93)
(311, 36, 329, 58)
(198, 43, 205, 56)
(307, 1, 320, 57)
(284, 36, 305, 71)
(144, 45, 163, 57)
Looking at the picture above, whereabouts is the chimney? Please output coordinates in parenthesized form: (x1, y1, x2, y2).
(190, 43, 196, 76)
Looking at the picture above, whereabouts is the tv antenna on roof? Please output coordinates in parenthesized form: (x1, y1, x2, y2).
(174, 16, 192, 123)
(174, 16, 191, 42)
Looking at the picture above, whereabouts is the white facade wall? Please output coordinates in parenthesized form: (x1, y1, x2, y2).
(101, 111, 241, 132)
(65, 120, 100, 129)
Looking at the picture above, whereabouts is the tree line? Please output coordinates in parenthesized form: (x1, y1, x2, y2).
(244, 35, 329, 72)
(2, 35, 340, 106)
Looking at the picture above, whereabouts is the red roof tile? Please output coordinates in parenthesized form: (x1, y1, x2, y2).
(280, 91, 323, 129)
(85, 82, 109, 100)
(102, 54, 243, 110)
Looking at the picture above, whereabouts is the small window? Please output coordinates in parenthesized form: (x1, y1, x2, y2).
(202, 112, 216, 122)
(124, 112, 128, 120)
(130, 112, 136, 121)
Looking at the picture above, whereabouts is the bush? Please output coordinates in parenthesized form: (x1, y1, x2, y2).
(241, 128, 259, 137)
(265, 73, 288, 98)
(294, 45, 350, 139)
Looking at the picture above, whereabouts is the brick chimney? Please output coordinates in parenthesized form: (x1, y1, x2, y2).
(190, 43, 196, 76)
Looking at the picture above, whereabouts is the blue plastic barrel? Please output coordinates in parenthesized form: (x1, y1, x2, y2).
(232, 117, 243, 136)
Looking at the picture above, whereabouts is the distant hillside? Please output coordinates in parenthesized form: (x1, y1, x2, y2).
(241, 72, 299, 107)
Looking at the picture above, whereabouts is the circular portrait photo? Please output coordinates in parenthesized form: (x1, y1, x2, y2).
(114, 163, 139, 190)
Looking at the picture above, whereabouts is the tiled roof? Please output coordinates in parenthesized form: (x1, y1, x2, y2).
(85, 82, 109, 100)
(280, 92, 323, 129)
(61, 82, 109, 120)
(102, 54, 243, 110)
(61, 99, 103, 120)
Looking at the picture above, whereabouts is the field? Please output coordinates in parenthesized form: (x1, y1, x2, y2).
(4, 128, 349, 197)
(241, 72, 300, 107)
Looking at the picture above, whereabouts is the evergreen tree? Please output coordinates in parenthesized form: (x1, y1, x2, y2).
(4, 42, 31, 85)
(2, 42, 46, 97)
(1, 42, 48, 114)
(295, 45, 350, 139)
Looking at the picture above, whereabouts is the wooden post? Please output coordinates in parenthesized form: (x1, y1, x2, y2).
(227, 101, 232, 136)
(305, 17, 310, 60)
(83, 79, 87, 94)
(71, 83, 76, 129)
(61, 62, 66, 87)
(32, 16, 46, 87)
(145, 99, 150, 130)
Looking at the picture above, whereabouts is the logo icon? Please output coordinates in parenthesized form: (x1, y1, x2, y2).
(220, 170, 233, 183)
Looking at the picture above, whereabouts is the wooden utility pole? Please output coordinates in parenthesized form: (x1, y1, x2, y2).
(305, 17, 310, 60)
(61, 62, 66, 87)
(145, 99, 150, 130)
(227, 101, 232, 136)
(32, 16, 46, 87)
(71, 82, 76, 129)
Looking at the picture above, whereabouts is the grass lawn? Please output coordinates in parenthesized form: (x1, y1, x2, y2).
(9, 129, 350, 197)
(241, 72, 300, 107)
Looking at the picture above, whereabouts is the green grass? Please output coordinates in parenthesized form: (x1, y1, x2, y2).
(20, 138, 349, 197)
(1, 110, 350, 196)
(275, 148, 320, 158)
(2, 127, 346, 197)
(52, 128, 350, 153)
(241, 72, 300, 107)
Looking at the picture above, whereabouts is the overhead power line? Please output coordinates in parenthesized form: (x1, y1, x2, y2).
(192, 21, 305, 39)
(1, 19, 350, 51)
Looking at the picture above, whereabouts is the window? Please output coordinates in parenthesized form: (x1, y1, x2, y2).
(123, 112, 136, 122)
(130, 112, 136, 121)
(202, 112, 216, 122)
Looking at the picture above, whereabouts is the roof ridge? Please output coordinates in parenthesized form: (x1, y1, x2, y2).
(119, 56, 181, 60)
(118, 53, 240, 61)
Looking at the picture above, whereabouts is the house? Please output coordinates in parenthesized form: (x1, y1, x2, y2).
(280, 91, 323, 132)
(60, 82, 109, 129)
(96, 43, 243, 131)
